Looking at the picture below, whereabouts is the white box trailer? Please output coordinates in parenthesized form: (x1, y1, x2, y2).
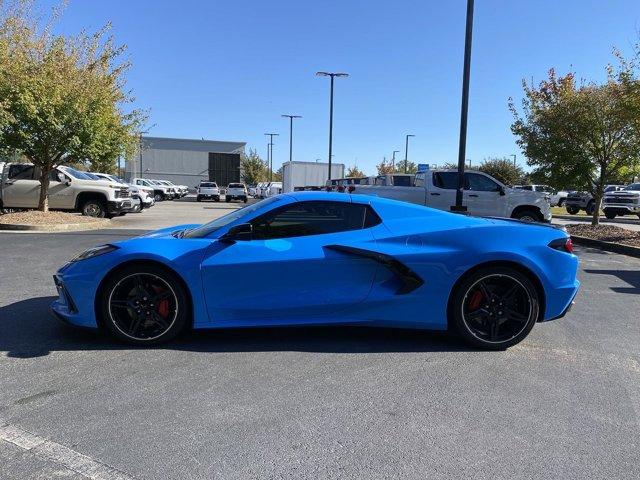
(282, 161, 345, 193)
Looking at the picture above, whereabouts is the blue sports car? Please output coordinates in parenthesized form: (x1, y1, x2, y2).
(51, 192, 580, 350)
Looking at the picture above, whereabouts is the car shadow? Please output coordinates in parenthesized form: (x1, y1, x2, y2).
(0, 296, 474, 359)
(583, 269, 640, 294)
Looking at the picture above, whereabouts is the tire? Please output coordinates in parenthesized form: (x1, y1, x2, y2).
(214, 196, 220, 202)
(81, 199, 107, 218)
(225, 197, 230, 203)
(450, 266, 540, 350)
(556, 198, 564, 207)
(242, 197, 247, 203)
(98, 264, 189, 346)
(586, 202, 595, 216)
(512, 209, 541, 222)
(154, 193, 163, 202)
(604, 210, 617, 219)
(196, 196, 202, 202)
(566, 206, 579, 215)
(132, 203, 142, 213)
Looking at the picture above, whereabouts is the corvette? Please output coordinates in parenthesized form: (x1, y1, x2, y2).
(51, 192, 580, 349)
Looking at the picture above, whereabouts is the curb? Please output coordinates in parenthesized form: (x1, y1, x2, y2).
(555, 214, 640, 225)
(571, 235, 640, 258)
(0, 219, 110, 232)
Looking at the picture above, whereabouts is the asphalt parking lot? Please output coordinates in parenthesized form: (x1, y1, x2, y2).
(0, 201, 639, 479)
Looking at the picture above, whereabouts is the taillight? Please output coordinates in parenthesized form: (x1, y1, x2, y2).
(548, 237, 573, 253)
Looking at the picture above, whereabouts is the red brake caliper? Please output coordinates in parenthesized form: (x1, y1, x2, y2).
(468, 290, 483, 311)
(152, 285, 170, 318)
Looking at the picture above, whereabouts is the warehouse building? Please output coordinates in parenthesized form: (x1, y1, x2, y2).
(125, 136, 246, 189)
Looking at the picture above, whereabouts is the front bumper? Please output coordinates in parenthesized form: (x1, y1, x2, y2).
(107, 200, 130, 214)
(51, 270, 99, 328)
(603, 205, 640, 213)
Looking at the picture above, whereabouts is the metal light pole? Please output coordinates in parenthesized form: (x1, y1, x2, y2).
(452, 0, 475, 212)
(392, 150, 399, 172)
(264, 133, 279, 182)
(404, 134, 415, 173)
(511, 154, 516, 166)
(281, 115, 302, 163)
(316, 71, 349, 181)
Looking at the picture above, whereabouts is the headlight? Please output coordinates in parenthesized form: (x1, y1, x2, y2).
(108, 184, 121, 189)
(70, 244, 119, 262)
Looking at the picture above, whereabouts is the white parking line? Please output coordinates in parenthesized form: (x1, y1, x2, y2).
(0, 423, 134, 480)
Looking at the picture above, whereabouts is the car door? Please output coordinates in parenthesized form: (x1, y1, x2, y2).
(1, 164, 39, 208)
(47, 169, 74, 209)
(463, 172, 506, 217)
(200, 200, 380, 324)
(428, 172, 458, 211)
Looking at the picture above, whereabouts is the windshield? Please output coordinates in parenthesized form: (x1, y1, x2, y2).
(184, 196, 282, 238)
(63, 167, 94, 180)
(625, 183, 640, 191)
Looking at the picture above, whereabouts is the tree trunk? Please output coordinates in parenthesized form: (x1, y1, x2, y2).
(37, 169, 51, 212)
(591, 193, 602, 226)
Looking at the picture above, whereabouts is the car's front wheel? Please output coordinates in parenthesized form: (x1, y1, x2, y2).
(450, 266, 540, 350)
(566, 206, 579, 215)
(81, 199, 107, 218)
(98, 265, 189, 345)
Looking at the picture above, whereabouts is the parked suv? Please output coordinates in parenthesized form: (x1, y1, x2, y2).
(602, 183, 640, 219)
(565, 185, 625, 215)
(0, 163, 132, 217)
(131, 178, 174, 202)
(196, 181, 220, 202)
(225, 183, 248, 203)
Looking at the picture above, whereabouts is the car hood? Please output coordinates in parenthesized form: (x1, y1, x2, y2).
(138, 223, 202, 239)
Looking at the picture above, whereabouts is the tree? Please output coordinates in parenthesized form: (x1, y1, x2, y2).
(478, 157, 525, 186)
(394, 159, 418, 174)
(376, 158, 394, 175)
(510, 66, 640, 225)
(240, 148, 268, 185)
(0, 0, 144, 211)
(346, 164, 365, 177)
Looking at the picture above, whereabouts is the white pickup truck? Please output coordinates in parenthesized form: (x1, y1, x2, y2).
(602, 183, 640, 219)
(349, 169, 552, 222)
(0, 163, 132, 217)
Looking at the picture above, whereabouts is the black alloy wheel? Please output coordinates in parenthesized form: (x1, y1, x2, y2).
(99, 266, 188, 345)
(451, 267, 539, 350)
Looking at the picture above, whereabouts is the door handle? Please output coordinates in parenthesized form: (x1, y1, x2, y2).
(430, 192, 440, 196)
(468, 194, 479, 197)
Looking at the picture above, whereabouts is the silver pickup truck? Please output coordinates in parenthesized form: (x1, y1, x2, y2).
(0, 163, 132, 217)
(602, 183, 640, 219)
(347, 169, 552, 222)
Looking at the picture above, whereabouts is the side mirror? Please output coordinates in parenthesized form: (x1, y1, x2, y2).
(220, 223, 253, 243)
(498, 185, 506, 196)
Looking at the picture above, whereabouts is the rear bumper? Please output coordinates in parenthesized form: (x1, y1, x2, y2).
(543, 280, 580, 322)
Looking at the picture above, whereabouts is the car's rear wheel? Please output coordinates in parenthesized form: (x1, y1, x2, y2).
(450, 267, 540, 350)
(99, 265, 188, 345)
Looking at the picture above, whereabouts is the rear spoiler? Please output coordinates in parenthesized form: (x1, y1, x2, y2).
(482, 216, 567, 232)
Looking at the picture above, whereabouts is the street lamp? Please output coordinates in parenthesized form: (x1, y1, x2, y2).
(264, 133, 279, 182)
(404, 134, 415, 173)
(316, 71, 349, 181)
(392, 150, 400, 171)
(281, 115, 302, 164)
(510, 154, 516, 166)
(138, 123, 157, 178)
(452, 0, 475, 213)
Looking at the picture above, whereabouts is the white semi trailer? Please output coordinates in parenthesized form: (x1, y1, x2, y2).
(282, 161, 345, 193)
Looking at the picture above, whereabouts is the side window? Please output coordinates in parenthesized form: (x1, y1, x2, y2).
(392, 175, 412, 187)
(251, 201, 370, 240)
(465, 173, 500, 192)
(8, 164, 35, 180)
(432, 172, 458, 189)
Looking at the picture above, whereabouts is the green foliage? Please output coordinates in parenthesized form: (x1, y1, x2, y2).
(510, 61, 640, 225)
(240, 148, 268, 184)
(394, 159, 418, 174)
(345, 164, 365, 177)
(478, 157, 525, 186)
(0, 0, 144, 210)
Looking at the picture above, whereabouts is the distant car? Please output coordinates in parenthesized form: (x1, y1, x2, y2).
(156, 180, 188, 198)
(52, 192, 580, 350)
(196, 181, 220, 202)
(602, 183, 640, 219)
(131, 178, 173, 202)
(93, 173, 154, 211)
(565, 185, 625, 215)
(513, 185, 568, 207)
(264, 182, 283, 198)
(225, 183, 248, 203)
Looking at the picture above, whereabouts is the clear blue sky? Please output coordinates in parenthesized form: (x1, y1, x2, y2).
(45, 0, 640, 174)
